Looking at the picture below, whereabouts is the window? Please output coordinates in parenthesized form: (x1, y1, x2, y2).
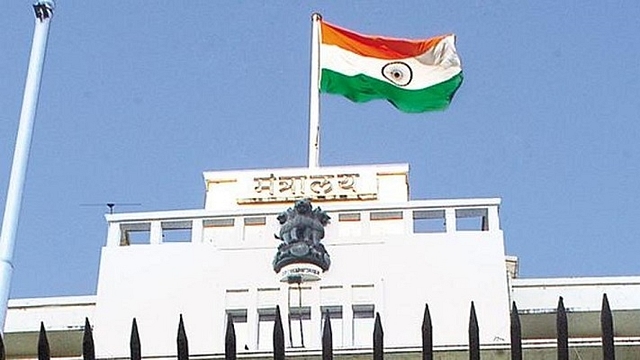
(351, 284, 374, 303)
(413, 210, 446, 233)
(352, 304, 375, 347)
(162, 221, 192, 243)
(203, 218, 235, 244)
(243, 216, 268, 243)
(244, 216, 266, 226)
(321, 305, 343, 347)
(225, 290, 249, 351)
(257, 288, 280, 307)
(226, 309, 248, 352)
(455, 208, 489, 231)
(123, 230, 150, 245)
(369, 211, 404, 235)
(338, 213, 362, 237)
(338, 213, 361, 222)
(370, 211, 403, 221)
(288, 306, 311, 348)
(120, 223, 151, 245)
(203, 218, 234, 227)
(257, 308, 277, 351)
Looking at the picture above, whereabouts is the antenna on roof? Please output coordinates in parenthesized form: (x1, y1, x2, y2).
(81, 203, 142, 214)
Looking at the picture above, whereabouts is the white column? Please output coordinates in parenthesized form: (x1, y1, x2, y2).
(342, 285, 353, 346)
(191, 219, 203, 243)
(445, 208, 457, 233)
(403, 210, 413, 235)
(106, 222, 122, 247)
(0, 0, 55, 332)
(149, 221, 162, 244)
(310, 283, 322, 348)
(488, 206, 500, 232)
(247, 288, 259, 350)
(279, 283, 290, 347)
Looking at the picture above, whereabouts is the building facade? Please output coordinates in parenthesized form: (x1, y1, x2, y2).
(5, 163, 640, 358)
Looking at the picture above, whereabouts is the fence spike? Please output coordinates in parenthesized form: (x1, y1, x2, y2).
(510, 302, 522, 360)
(601, 293, 615, 360)
(0, 329, 5, 360)
(83, 317, 95, 360)
(225, 314, 236, 360)
(322, 310, 333, 360)
(177, 314, 189, 360)
(468, 302, 480, 360)
(373, 312, 384, 360)
(273, 305, 285, 360)
(422, 304, 433, 360)
(130, 318, 141, 360)
(38, 322, 50, 360)
(556, 296, 568, 360)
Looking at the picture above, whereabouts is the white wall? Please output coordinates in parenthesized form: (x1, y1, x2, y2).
(93, 164, 507, 356)
(93, 226, 509, 357)
(5, 296, 95, 332)
(512, 276, 640, 311)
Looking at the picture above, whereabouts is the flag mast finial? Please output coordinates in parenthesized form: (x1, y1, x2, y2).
(307, 13, 322, 168)
(0, 0, 55, 332)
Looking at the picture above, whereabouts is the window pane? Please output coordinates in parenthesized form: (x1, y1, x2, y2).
(289, 307, 311, 348)
(226, 310, 248, 352)
(321, 306, 343, 347)
(257, 308, 277, 351)
(455, 208, 489, 231)
(413, 210, 446, 233)
(352, 305, 374, 347)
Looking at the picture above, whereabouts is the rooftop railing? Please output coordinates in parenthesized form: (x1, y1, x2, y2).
(104, 198, 501, 247)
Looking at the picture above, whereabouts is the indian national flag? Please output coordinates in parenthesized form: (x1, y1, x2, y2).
(320, 21, 463, 113)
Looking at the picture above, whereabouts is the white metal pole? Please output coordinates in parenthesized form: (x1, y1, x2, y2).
(0, 0, 55, 331)
(307, 13, 321, 168)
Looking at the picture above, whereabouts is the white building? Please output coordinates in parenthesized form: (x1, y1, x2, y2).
(5, 163, 640, 358)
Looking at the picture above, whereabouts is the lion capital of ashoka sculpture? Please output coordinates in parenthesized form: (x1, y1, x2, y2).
(272, 199, 331, 273)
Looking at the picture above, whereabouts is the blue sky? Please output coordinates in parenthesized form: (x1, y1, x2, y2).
(1, 1, 639, 298)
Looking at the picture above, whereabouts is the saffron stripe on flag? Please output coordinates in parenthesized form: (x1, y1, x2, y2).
(321, 21, 446, 60)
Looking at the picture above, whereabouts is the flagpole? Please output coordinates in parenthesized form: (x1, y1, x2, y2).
(0, 0, 55, 331)
(307, 13, 321, 168)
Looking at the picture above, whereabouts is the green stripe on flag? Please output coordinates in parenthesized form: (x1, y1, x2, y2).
(320, 69, 463, 113)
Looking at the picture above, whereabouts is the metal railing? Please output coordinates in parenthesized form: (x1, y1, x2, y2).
(23, 294, 620, 360)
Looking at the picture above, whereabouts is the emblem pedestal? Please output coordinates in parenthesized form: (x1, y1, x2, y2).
(278, 263, 323, 283)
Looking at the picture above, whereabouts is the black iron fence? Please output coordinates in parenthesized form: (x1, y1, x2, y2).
(10, 293, 621, 360)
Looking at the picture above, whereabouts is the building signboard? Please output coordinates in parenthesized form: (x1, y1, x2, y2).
(237, 170, 378, 204)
